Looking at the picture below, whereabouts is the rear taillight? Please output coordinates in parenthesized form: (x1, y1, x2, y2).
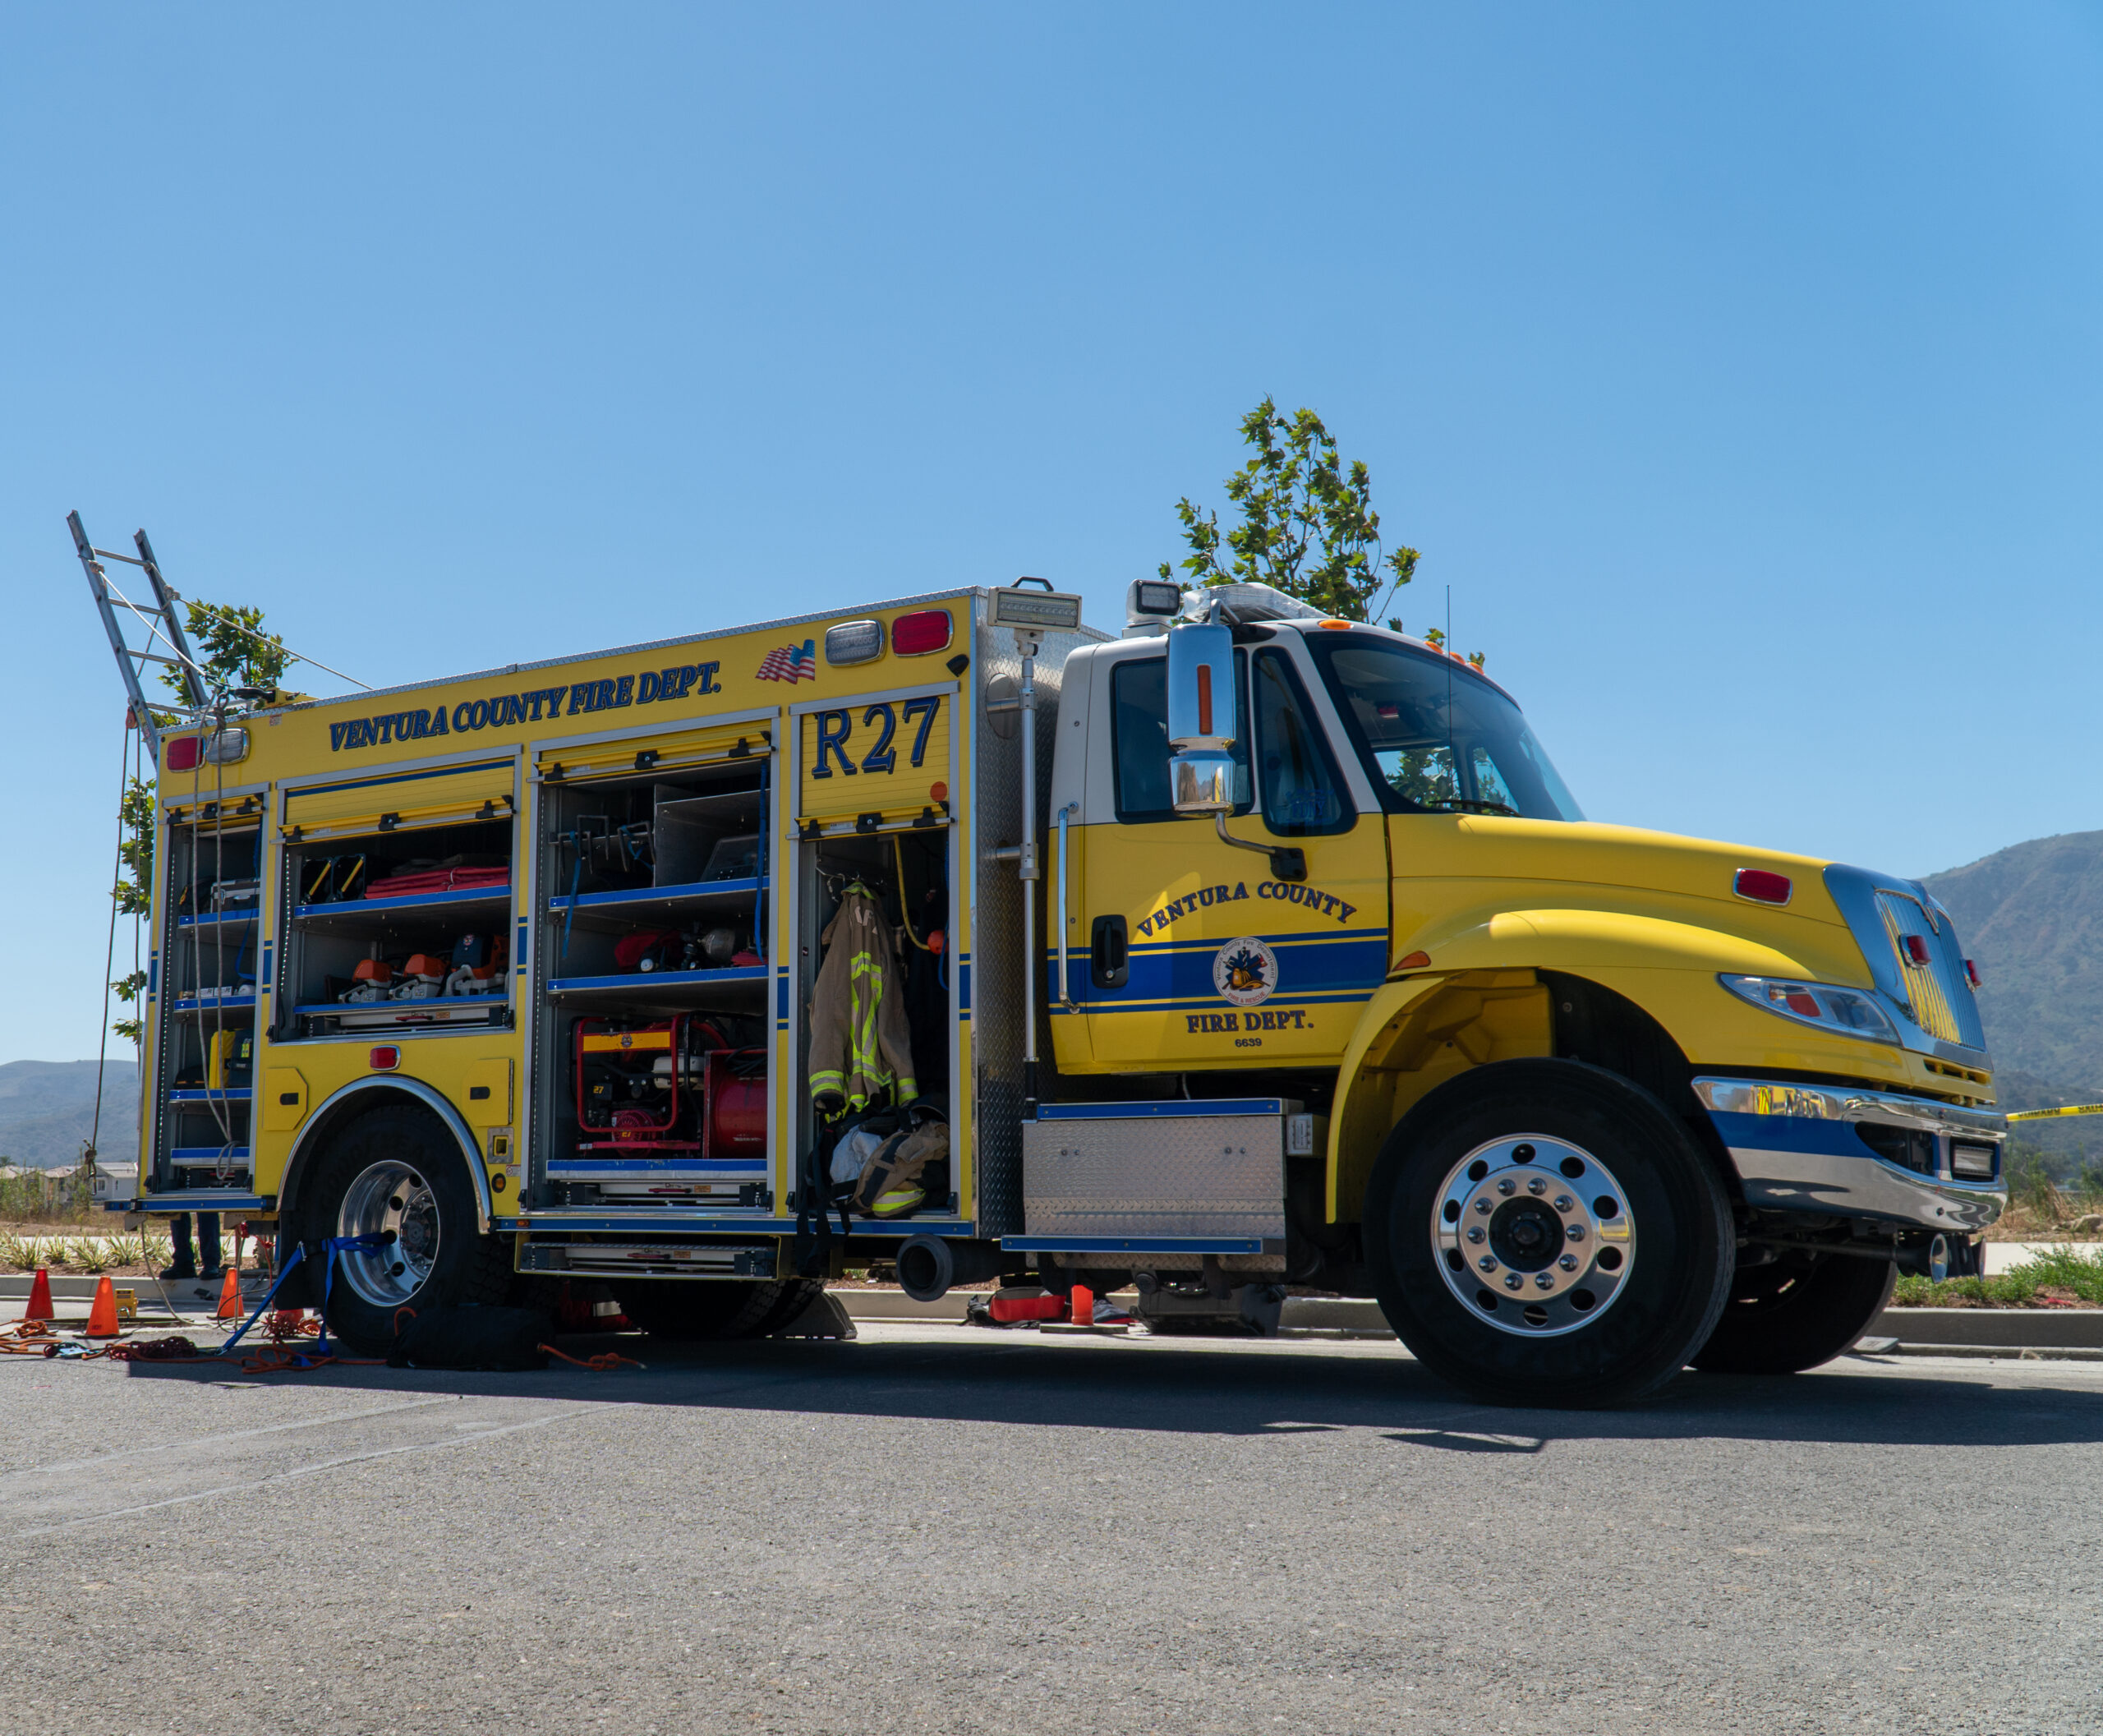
(892, 609, 953, 656)
(1964, 958, 1982, 988)
(1734, 868, 1792, 905)
(166, 735, 202, 771)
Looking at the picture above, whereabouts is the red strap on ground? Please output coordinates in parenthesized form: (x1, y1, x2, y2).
(539, 1342, 646, 1371)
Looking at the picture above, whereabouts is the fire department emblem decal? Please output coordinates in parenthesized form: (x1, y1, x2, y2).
(1213, 936, 1277, 1007)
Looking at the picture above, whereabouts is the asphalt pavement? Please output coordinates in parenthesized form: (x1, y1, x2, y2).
(3, 1324, 2099, 1735)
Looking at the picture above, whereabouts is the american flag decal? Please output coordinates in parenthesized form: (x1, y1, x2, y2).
(755, 638, 817, 683)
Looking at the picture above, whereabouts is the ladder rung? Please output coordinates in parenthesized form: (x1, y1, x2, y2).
(91, 546, 148, 566)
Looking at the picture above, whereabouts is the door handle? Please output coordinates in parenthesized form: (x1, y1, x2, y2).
(1090, 914, 1129, 989)
(1055, 802, 1079, 1008)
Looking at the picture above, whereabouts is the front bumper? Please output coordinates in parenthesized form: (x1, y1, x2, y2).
(1692, 1077, 2007, 1234)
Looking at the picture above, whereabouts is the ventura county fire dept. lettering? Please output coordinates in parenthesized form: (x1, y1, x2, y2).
(1135, 880, 1358, 937)
(326, 660, 723, 753)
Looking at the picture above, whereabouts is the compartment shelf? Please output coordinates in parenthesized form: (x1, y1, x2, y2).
(547, 877, 765, 934)
(292, 886, 513, 938)
(169, 1145, 251, 1168)
(545, 966, 767, 1014)
(168, 1089, 253, 1103)
(177, 909, 260, 931)
(169, 993, 259, 1015)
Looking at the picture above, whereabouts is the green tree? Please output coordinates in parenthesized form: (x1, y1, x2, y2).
(1163, 398, 1484, 667)
(1162, 397, 1419, 624)
(109, 599, 289, 1042)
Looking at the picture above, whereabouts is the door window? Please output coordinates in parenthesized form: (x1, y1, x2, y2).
(1251, 650, 1352, 836)
(1110, 656, 1250, 822)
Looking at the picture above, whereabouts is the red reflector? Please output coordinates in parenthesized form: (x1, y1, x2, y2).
(892, 609, 952, 656)
(166, 735, 202, 772)
(1900, 934, 1931, 965)
(369, 1045, 399, 1071)
(1783, 990, 1822, 1018)
(1965, 958, 1982, 988)
(1734, 868, 1792, 905)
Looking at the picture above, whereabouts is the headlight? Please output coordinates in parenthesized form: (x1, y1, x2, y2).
(1719, 974, 1900, 1043)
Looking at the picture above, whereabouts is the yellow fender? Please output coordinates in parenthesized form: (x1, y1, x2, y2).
(1325, 908, 1855, 1224)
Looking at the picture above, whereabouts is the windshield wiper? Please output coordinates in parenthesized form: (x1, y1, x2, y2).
(1423, 797, 1520, 817)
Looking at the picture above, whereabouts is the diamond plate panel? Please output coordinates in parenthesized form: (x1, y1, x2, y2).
(1023, 1112, 1286, 1240)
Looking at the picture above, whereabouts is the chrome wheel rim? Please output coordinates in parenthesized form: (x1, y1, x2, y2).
(334, 1160, 440, 1308)
(1433, 1135, 1634, 1337)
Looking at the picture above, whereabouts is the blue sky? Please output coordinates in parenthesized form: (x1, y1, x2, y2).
(5, 4, 2100, 1066)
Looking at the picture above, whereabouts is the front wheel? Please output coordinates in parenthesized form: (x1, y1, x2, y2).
(1364, 1059, 1735, 1408)
(1690, 1251, 1895, 1375)
(307, 1106, 513, 1356)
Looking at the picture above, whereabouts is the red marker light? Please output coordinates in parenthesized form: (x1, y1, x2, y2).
(1734, 868, 1792, 905)
(1964, 958, 1982, 988)
(1900, 935, 1931, 965)
(1196, 662, 1213, 736)
(892, 609, 952, 656)
(369, 1045, 400, 1071)
(166, 735, 202, 772)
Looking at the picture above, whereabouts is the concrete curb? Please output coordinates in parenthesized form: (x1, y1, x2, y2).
(1871, 1306, 2103, 1348)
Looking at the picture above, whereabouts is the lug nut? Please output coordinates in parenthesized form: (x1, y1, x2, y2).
(1503, 1273, 1524, 1291)
(1467, 1227, 1485, 1244)
(1498, 1178, 1516, 1196)
(1567, 1223, 1585, 1241)
(1527, 1177, 1547, 1195)
(1475, 1199, 1492, 1215)
(1478, 1255, 1497, 1272)
(1559, 1255, 1579, 1272)
(1553, 1195, 1573, 1213)
(1535, 1273, 1555, 1290)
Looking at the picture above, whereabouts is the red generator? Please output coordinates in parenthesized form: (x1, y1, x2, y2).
(573, 1015, 766, 1157)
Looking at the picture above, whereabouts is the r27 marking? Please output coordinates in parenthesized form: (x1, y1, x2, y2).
(812, 695, 942, 779)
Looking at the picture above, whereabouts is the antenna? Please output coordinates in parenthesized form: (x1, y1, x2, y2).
(1445, 583, 1455, 803)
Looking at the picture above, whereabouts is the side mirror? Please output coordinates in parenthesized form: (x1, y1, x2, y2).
(1164, 619, 1236, 816)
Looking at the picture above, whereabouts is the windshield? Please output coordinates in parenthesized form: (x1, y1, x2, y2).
(1305, 633, 1584, 822)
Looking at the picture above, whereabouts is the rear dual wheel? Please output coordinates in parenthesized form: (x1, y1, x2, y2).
(308, 1106, 513, 1356)
(1365, 1060, 1734, 1408)
(613, 1278, 822, 1341)
(1691, 1250, 1895, 1375)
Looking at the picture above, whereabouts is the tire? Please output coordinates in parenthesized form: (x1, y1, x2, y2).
(612, 1278, 822, 1341)
(1364, 1058, 1734, 1408)
(1691, 1251, 1896, 1375)
(306, 1106, 512, 1357)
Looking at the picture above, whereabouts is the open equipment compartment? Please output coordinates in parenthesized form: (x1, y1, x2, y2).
(277, 808, 518, 1038)
(154, 805, 265, 1190)
(531, 739, 775, 1214)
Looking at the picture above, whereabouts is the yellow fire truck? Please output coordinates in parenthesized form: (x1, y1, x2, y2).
(80, 520, 2007, 1404)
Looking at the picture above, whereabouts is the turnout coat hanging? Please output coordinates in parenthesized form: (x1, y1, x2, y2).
(807, 886, 918, 1114)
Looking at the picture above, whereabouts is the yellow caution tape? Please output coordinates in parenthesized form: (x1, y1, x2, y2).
(2006, 1104, 2103, 1122)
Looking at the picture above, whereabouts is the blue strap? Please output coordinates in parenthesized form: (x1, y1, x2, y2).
(314, 1233, 393, 1357)
(218, 1241, 306, 1353)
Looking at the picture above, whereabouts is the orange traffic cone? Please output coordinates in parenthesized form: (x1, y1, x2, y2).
(84, 1275, 121, 1339)
(215, 1265, 243, 1321)
(23, 1268, 53, 1324)
(1070, 1282, 1093, 1328)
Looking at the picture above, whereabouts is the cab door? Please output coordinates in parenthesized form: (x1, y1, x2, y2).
(1064, 637, 1389, 1075)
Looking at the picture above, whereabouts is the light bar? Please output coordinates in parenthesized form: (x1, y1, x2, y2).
(990, 585, 1083, 631)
